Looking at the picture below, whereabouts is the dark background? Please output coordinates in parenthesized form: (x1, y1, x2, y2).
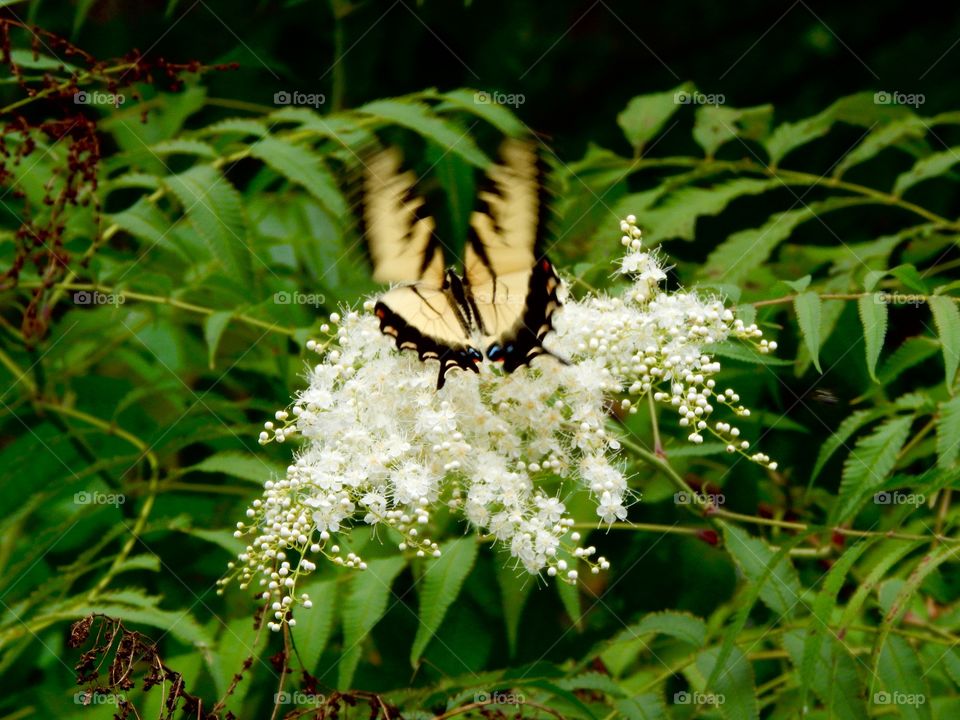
(18, 0, 960, 159)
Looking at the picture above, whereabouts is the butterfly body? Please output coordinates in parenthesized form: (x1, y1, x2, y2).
(364, 140, 564, 389)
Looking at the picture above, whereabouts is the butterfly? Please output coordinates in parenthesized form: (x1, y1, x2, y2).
(361, 138, 564, 389)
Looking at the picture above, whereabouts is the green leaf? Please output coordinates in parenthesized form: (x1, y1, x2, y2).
(937, 395, 960, 469)
(628, 611, 707, 647)
(893, 146, 960, 195)
(249, 136, 347, 219)
(203, 311, 232, 369)
(163, 165, 253, 285)
(291, 577, 337, 676)
(338, 556, 406, 688)
(702, 341, 792, 366)
(148, 139, 219, 158)
(693, 103, 773, 157)
(66, 601, 213, 648)
(357, 99, 489, 167)
(878, 337, 940, 385)
(833, 118, 926, 177)
(928, 295, 960, 391)
(833, 414, 913, 524)
(794, 291, 823, 373)
(617, 178, 779, 242)
(765, 93, 914, 166)
(785, 630, 867, 720)
(694, 646, 758, 720)
(875, 636, 933, 720)
(858, 293, 888, 382)
(616, 84, 691, 150)
(723, 524, 802, 618)
(615, 694, 668, 719)
(496, 563, 534, 657)
(799, 539, 876, 710)
(186, 451, 285, 484)
(410, 537, 479, 666)
(810, 408, 886, 484)
(202, 117, 268, 137)
(435, 88, 526, 136)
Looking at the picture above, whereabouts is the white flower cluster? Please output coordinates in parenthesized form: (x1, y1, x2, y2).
(220, 216, 774, 631)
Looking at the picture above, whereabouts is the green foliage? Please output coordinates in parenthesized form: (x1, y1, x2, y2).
(2, 34, 960, 717)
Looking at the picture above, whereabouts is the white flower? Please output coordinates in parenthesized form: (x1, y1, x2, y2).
(223, 215, 774, 628)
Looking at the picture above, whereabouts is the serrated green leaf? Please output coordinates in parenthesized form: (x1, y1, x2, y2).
(249, 135, 347, 219)
(617, 84, 690, 151)
(694, 645, 758, 720)
(338, 556, 406, 688)
(435, 88, 526, 136)
(357, 99, 489, 167)
(693, 103, 773, 157)
(615, 694, 667, 719)
(875, 636, 933, 720)
(203, 311, 232, 369)
(928, 295, 960, 391)
(893, 146, 960, 195)
(799, 539, 876, 711)
(723, 524, 802, 618)
(794, 291, 823, 372)
(149, 139, 218, 158)
(878, 337, 940, 385)
(809, 408, 885, 485)
(765, 93, 914, 166)
(186, 451, 285, 484)
(163, 165, 253, 285)
(618, 178, 779, 242)
(496, 563, 534, 657)
(291, 577, 337, 676)
(702, 341, 792, 366)
(833, 117, 926, 177)
(785, 629, 867, 720)
(858, 293, 888, 382)
(833, 414, 913, 524)
(410, 537, 479, 666)
(937, 395, 960, 469)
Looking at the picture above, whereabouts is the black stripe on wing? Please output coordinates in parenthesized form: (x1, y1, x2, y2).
(484, 258, 566, 373)
(374, 299, 483, 389)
